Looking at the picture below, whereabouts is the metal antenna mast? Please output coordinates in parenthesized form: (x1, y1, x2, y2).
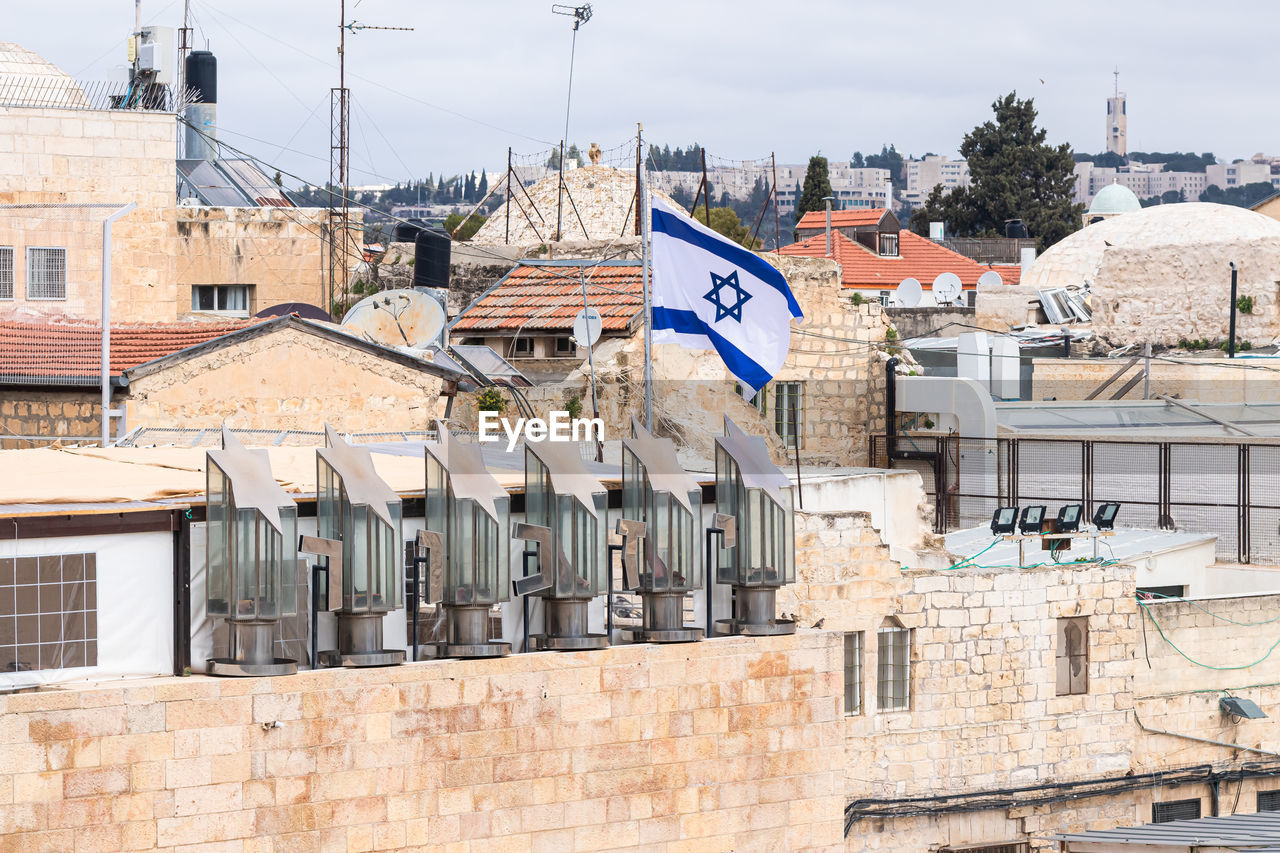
(551, 4, 592, 240)
(328, 1, 413, 314)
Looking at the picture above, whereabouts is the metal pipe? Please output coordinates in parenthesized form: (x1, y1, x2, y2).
(885, 357, 899, 456)
(100, 202, 136, 446)
(1228, 261, 1239, 358)
(1134, 708, 1280, 758)
(1061, 326, 1071, 358)
(823, 196, 834, 257)
(1143, 341, 1151, 399)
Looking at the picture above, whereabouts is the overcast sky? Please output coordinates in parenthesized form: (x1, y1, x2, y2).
(8, 1, 1277, 186)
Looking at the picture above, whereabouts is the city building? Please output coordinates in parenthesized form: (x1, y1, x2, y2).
(903, 154, 971, 206)
(1107, 70, 1127, 156)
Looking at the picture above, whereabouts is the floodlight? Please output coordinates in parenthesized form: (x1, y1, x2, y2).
(1093, 502, 1121, 531)
(1019, 505, 1046, 534)
(1220, 696, 1267, 720)
(990, 507, 1019, 535)
(1056, 504, 1083, 533)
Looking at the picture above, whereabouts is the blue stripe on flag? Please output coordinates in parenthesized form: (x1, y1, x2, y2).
(652, 207, 803, 318)
(651, 307, 772, 391)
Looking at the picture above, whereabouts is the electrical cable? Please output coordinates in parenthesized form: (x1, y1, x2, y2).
(1137, 599, 1280, 670)
(1136, 588, 1280, 627)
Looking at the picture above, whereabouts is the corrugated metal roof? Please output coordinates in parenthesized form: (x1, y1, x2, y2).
(1054, 811, 1280, 848)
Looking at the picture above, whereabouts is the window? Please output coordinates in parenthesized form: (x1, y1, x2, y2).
(1152, 799, 1200, 823)
(0, 247, 12, 299)
(511, 337, 534, 357)
(1258, 790, 1280, 812)
(0, 553, 98, 672)
(843, 631, 863, 715)
(773, 381, 802, 450)
(879, 290, 891, 307)
(191, 284, 250, 316)
(1055, 616, 1088, 695)
(26, 247, 66, 300)
(877, 617, 910, 711)
(555, 336, 575, 355)
(878, 233, 899, 257)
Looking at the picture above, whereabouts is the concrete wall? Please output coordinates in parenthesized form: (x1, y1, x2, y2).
(0, 633, 845, 853)
(1031, 355, 1280, 402)
(124, 325, 448, 433)
(976, 283, 1044, 331)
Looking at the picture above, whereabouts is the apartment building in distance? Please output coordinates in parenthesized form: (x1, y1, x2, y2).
(903, 154, 971, 205)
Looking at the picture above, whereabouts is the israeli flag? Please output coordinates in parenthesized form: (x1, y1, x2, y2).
(650, 197, 803, 396)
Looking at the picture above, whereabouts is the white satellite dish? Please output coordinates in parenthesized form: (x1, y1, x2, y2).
(341, 288, 446, 348)
(977, 270, 1004, 289)
(931, 272, 964, 306)
(572, 307, 603, 346)
(896, 277, 923, 308)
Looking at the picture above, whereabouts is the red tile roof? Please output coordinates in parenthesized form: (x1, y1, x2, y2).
(985, 264, 1023, 285)
(0, 318, 260, 383)
(779, 230, 1005, 290)
(794, 209, 890, 231)
(452, 262, 643, 335)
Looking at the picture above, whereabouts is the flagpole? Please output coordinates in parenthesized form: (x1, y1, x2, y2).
(639, 121, 653, 431)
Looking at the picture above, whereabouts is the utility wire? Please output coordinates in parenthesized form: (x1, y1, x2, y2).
(1138, 599, 1280, 670)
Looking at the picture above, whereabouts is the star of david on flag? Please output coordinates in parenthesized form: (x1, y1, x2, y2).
(649, 197, 803, 396)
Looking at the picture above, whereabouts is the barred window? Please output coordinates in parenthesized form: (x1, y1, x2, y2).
(1258, 790, 1280, 812)
(26, 247, 66, 300)
(0, 247, 12, 299)
(877, 617, 910, 711)
(843, 631, 863, 715)
(0, 553, 98, 672)
(774, 381, 802, 450)
(1152, 798, 1200, 823)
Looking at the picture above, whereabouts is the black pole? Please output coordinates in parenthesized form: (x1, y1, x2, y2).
(1061, 326, 1071, 358)
(704, 526, 724, 637)
(522, 548, 536, 653)
(886, 357, 899, 457)
(1228, 262, 1239, 358)
(310, 561, 325, 670)
(408, 553, 420, 663)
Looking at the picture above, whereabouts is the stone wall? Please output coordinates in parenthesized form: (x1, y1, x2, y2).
(0, 389, 98, 447)
(975, 283, 1045, 331)
(174, 207, 349, 317)
(124, 325, 449, 433)
(885, 306, 975, 341)
(0, 633, 845, 853)
(1031, 355, 1280, 402)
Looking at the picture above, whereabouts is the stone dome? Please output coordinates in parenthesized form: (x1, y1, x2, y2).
(472, 165, 678, 246)
(0, 42, 88, 107)
(1024, 202, 1280, 290)
(1088, 182, 1141, 215)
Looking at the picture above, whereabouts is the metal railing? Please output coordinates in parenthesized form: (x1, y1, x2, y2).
(871, 434, 1280, 565)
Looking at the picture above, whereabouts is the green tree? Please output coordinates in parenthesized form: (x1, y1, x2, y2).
(443, 212, 487, 241)
(1199, 181, 1277, 208)
(909, 92, 1081, 249)
(477, 387, 506, 415)
(546, 144, 586, 170)
(865, 144, 906, 190)
(692, 206, 761, 249)
(796, 155, 833, 222)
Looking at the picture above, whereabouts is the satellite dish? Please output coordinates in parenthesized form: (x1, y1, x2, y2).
(931, 272, 963, 306)
(340, 288, 446, 348)
(896, 278, 922, 308)
(977, 270, 1004, 289)
(255, 302, 332, 322)
(572, 307, 603, 346)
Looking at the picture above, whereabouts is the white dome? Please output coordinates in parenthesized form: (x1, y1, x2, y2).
(1024, 202, 1280, 290)
(0, 42, 87, 107)
(1088, 183, 1141, 215)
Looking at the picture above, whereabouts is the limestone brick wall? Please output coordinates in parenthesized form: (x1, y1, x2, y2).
(124, 326, 448, 433)
(0, 390, 99, 447)
(175, 207, 342, 316)
(1031, 355, 1280, 402)
(0, 106, 178, 322)
(0, 633, 845, 853)
(1094, 239, 1280, 347)
(975, 283, 1043, 331)
(885, 306, 976, 342)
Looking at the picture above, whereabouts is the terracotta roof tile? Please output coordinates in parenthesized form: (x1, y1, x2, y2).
(0, 318, 261, 383)
(453, 263, 643, 334)
(779, 230, 1008, 290)
(795, 209, 890, 230)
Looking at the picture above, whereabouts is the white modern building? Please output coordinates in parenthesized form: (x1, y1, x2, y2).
(903, 155, 971, 205)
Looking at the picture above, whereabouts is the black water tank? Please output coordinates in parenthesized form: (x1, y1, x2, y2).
(185, 50, 217, 104)
(393, 218, 428, 243)
(413, 227, 451, 289)
(1005, 219, 1029, 239)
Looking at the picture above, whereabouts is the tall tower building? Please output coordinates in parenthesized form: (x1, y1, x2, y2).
(1106, 69, 1127, 157)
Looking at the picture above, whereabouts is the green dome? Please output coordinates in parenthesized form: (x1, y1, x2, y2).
(1088, 182, 1142, 215)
